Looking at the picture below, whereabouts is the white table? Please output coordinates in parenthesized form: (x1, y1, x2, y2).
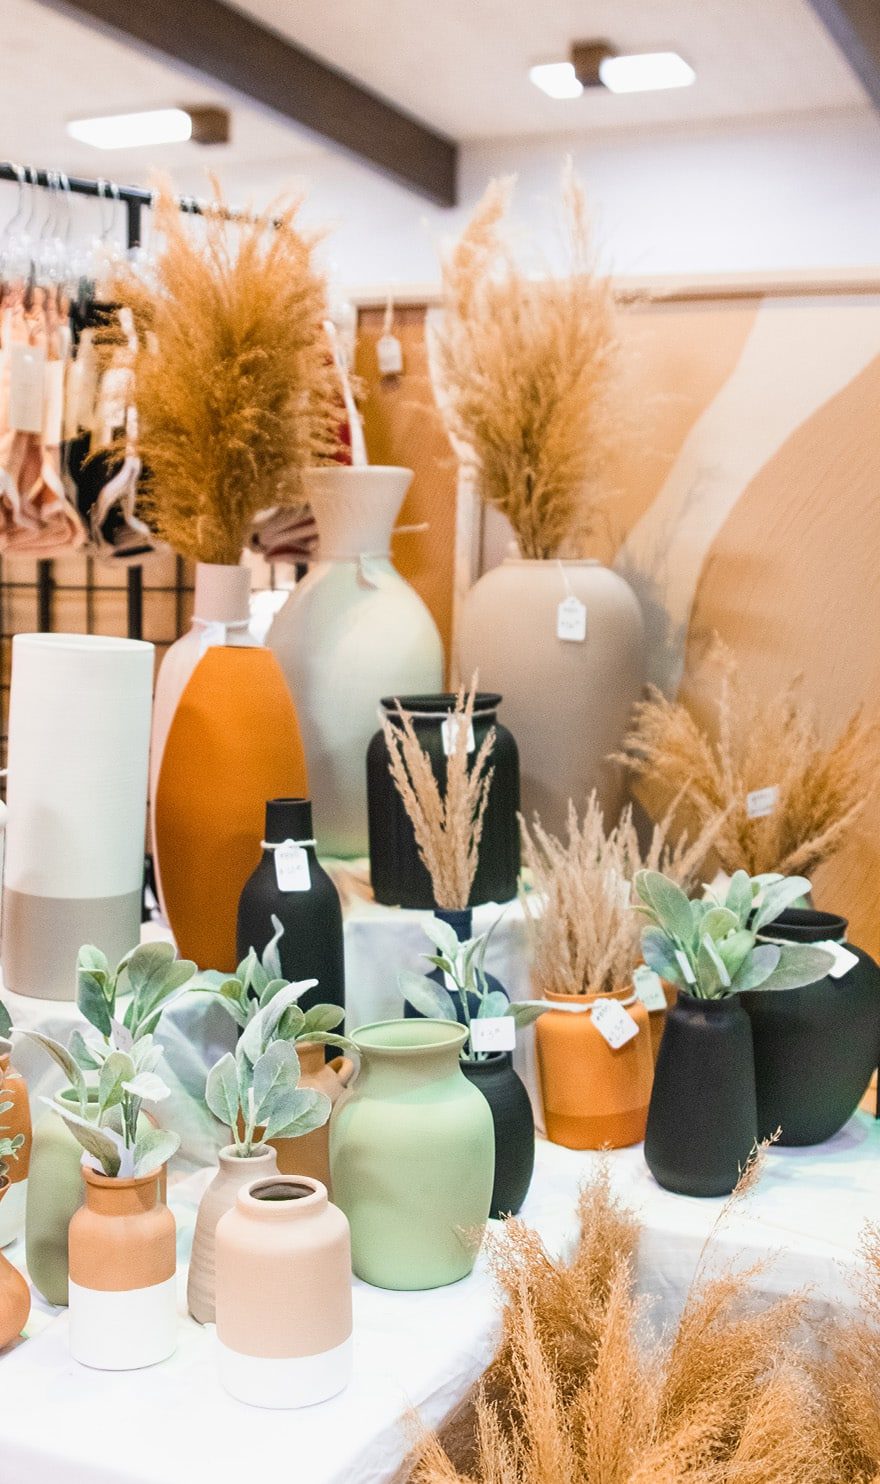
(1, 1113, 879, 1484)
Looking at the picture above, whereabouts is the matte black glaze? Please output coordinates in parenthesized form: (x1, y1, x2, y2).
(462, 1052, 535, 1218)
(404, 906, 508, 1023)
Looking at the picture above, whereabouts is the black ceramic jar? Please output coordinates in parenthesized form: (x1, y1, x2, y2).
(462, 1051, 535, 1218)
(367, 693, 520, 909)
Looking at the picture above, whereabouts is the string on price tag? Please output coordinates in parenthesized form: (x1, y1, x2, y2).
(557, 595, 587, 643)
(591, 998, 640, 1049)
(633, 965, 668, 1012)
(747, 785, 779, 820)
(441, 716, 476, 756)
(274, 840, 311, 893)
(197, 621, 228, 657)
(470, 1016, 517, 1053)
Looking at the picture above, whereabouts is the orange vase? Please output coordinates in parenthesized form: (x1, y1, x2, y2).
(0, 1181, 30, 1348)
(0, 1044, 32, 1248)
(535, 988, 654, 1150)
(155, 646, 307, 971)
(270, 1047, 355, 1189)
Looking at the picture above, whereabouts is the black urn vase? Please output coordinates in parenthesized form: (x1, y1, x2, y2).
(645, 992, 758, 1198)
(462, 1051, 535, 1218)
(404, 906, 508, 1023)
(236, 798, 345, 1020)
(741, 908, 880, 1146)
(367, 693, 520, 909)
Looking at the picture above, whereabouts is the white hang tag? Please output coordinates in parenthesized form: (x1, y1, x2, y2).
(356, 554, 382, 590)
(377, 332, 404, 376)
(816, 939, 859, 980)
(274, 839, 311, 893)
(441, 716, 476, 757)
(9, 343, 46, 433)
(674, 949, 697, 985)
(591, 998, 640, 1049)
(633, 965, 668, 1012)
(747, 785, 779, 820)
(470, 1015, 517, 1053)
(556, 595, 587, 642)
(198, 621, 227, 658)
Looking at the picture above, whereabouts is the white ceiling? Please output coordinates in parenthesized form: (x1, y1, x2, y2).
(0, 0, 870, 190)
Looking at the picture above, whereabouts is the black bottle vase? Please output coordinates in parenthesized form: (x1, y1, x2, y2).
(741, 908, 880, 1145)
(462, 1052, 535, 1218)
(367, 693, 520, 909)
(236, 798, 345, 1021)
(404, 907, 508, 1023)
(644, 992, 758, 1198)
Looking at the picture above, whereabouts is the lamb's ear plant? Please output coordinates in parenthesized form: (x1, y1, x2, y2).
(0, 1103, 25, 1184)
(0, 998, 11, 1041)
(205, 982, 332, 1157)
(634, 868, 836, 1000)
(196, 915, 352, 1053)
(399, 916, 547, 1062)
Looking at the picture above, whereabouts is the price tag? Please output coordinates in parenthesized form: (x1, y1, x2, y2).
(441, 716, 476, 757)
(9, 343, 46, 433)
(817, 940, 860, 980)
(377, 333, 404, 376)
(274, 839, 311, 893)
(591, 998, 640, 1049)
(674, 949, 696, 985)
(470, 1015, 517, 1053)
(633, 965, 668, 1012)
(557, 595, 587, 643)
(747, 785, 779, 819)
(197, 621, 227, 658)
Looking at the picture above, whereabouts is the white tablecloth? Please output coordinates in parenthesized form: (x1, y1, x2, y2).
(1, 1114, 879, 1484)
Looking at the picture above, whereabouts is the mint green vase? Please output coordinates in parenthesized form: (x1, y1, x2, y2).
(330, 1019, 494, 1290)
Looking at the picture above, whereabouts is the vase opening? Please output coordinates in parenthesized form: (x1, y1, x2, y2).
(251, 1181, 315, 1203)
(353, 1019, 467, 1054)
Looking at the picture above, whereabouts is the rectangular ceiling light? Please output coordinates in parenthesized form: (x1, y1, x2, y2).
(67, 108, 194, 150)
(598, 52, 695, 94)
(529, 62, 584, 100)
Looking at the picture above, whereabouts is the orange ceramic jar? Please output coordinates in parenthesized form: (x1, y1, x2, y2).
(0, 1178, 30, 1349)
(0, 1044, 32, 1248)
(535, 988, 654, 1149)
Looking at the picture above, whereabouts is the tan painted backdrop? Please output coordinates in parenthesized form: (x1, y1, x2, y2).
(356, 287, 880, 958)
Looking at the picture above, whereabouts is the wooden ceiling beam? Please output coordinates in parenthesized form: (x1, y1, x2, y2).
(807, 0, 880, 110)
(34, 0, 459, 205)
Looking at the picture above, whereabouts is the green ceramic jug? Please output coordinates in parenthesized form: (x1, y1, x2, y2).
(329, 1019, 494, 1290)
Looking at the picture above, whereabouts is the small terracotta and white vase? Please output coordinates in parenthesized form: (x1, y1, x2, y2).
(215, 1175, 353, 1409)
(68, 1166, 176, 1370)
(187, 1144, 278, 1326)
(0, 1041, 31, 1249)
(0, 1178, 30, 1350)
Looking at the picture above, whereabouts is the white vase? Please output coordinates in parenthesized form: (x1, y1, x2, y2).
(458, 559, 644, 835)
(149, 562, 257, 913)
(268, 467, 444, 857)
(2, 633, 154, 1000)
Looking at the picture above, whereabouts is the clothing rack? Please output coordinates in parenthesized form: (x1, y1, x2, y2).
(0, 161, 268, 639)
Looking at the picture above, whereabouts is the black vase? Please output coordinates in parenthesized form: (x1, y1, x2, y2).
(462, 1052, 535, 1218)
(645, 992, 758, 1198)
(236, 798, 345, 1021)
(741, 908, 880, 1146)
(404, 907, 508, 1024)
(367, 693, 520, 909)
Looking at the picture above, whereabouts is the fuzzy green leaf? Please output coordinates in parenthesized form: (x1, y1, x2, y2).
(756, 944, 836, 992)
(506, 1002, 549, 1028)
(99, 1051, 134, 1115)
(252, 1041, 301, 1125)
(478, 990, 509, 1018)
(751, 877, 813, 933)
(132, 1127, 179, 1177)
(23, 1030, 89, 1106)
(421, 915, 461, 962)
(267, 1087, 332, 1141)
(53, 1103, 122, 1177)
(205, 1052, 241, 1129)
(634, 871, 695, 948)
(729, 943, 780, 992)
(77, 969, 113, 1037)
(640, 927, 682, 985)
(700, 907, 740, 942)
(715, 928, 756, 981)
(697, 933, 732, 995)
(724, 871, 754, 924)
(398, 970, 457, 1021)
(121, 1072, 170, 1104)
(261, 916, 285, 981)
(299, 1004, 345, 1037)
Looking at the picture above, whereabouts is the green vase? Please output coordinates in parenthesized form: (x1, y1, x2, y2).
(329, 1019, 494, 1290)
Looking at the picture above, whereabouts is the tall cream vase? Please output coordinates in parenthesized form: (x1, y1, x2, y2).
(268, 467, 443, 858)
(458, 558, 644, 835)
(149, 562, 257, 913)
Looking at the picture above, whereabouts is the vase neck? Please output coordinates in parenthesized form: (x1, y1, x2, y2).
(192, 562, 251, 623)
(82, 1168, 161, 1216)
(263, 796, 314, 846)
(434, 907, 473, 941)
(353, 1022, 468, 1094)
(304, 468, 412, 561)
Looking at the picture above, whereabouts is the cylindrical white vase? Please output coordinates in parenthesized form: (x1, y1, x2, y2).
(2, 633, 154, 1000)
(268, 468, 444, 858)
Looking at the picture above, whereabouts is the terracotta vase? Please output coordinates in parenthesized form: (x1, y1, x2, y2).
(215, 1175, 353, 1408)
(155, 645, 308, 972)
(0, 1042, 31, 1249)
(330, 1019, 494, 1290)
(269, 1044, 355, 1188)
(188, 1144, 278, 1325)
(150, 562, 257, 915)
(0, 1180, 30, 1350)
(535, 988, 653, 1150)
(68, 1166, 176, 1370)
(458, 558, 644, 837)
(268, 467, 444, 858)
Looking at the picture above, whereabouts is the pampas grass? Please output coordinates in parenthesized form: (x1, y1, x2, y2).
(519, 792, 719, 997)
(618, 643, 879, 878)
(432, 164, 618, 560)
(105, 182, 341, 564)
(383, 681, 495, 910)
(823, 1225, 880, 1482)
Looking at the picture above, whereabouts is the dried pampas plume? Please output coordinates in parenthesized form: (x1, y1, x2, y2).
(104, 179, 342, 564)
(432, 163, 618, 560)
(618, 640, 879, 878)
(383, 680, 495, 910)
(520, 791, 720, 997)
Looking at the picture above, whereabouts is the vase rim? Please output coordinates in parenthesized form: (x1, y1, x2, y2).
(675, 990, 739, 1010)
(82, 1165, 164, 1190)
(352, 1018, 468, 1055)
(219, 1143, 276, 1166)
(13, 632, 153, 655)
(237, 1174, 327, 1216)
(380, 693, 501, 718)
(542, 985, 633, 1006)
(501, 557, 601, 568)
(758, 907, 848, 944)
(302, 465, 413, 482)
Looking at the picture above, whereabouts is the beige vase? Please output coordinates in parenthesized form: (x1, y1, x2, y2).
(270, 1046, 355, 1188)
(215, 1175, 353, 1408)
(187, 1144, 278, 1325)
(458, 558, 644, 836)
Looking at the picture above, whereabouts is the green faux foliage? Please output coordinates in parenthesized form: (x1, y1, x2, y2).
(634, 868, 836, 1001)
(399, 914, 548, 1062)
(0, 1097, 24, 1183)
(0, 998, 12, 1041)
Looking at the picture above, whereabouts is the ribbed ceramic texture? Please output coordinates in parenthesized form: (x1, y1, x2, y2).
(188, 1146, 278, 1325)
